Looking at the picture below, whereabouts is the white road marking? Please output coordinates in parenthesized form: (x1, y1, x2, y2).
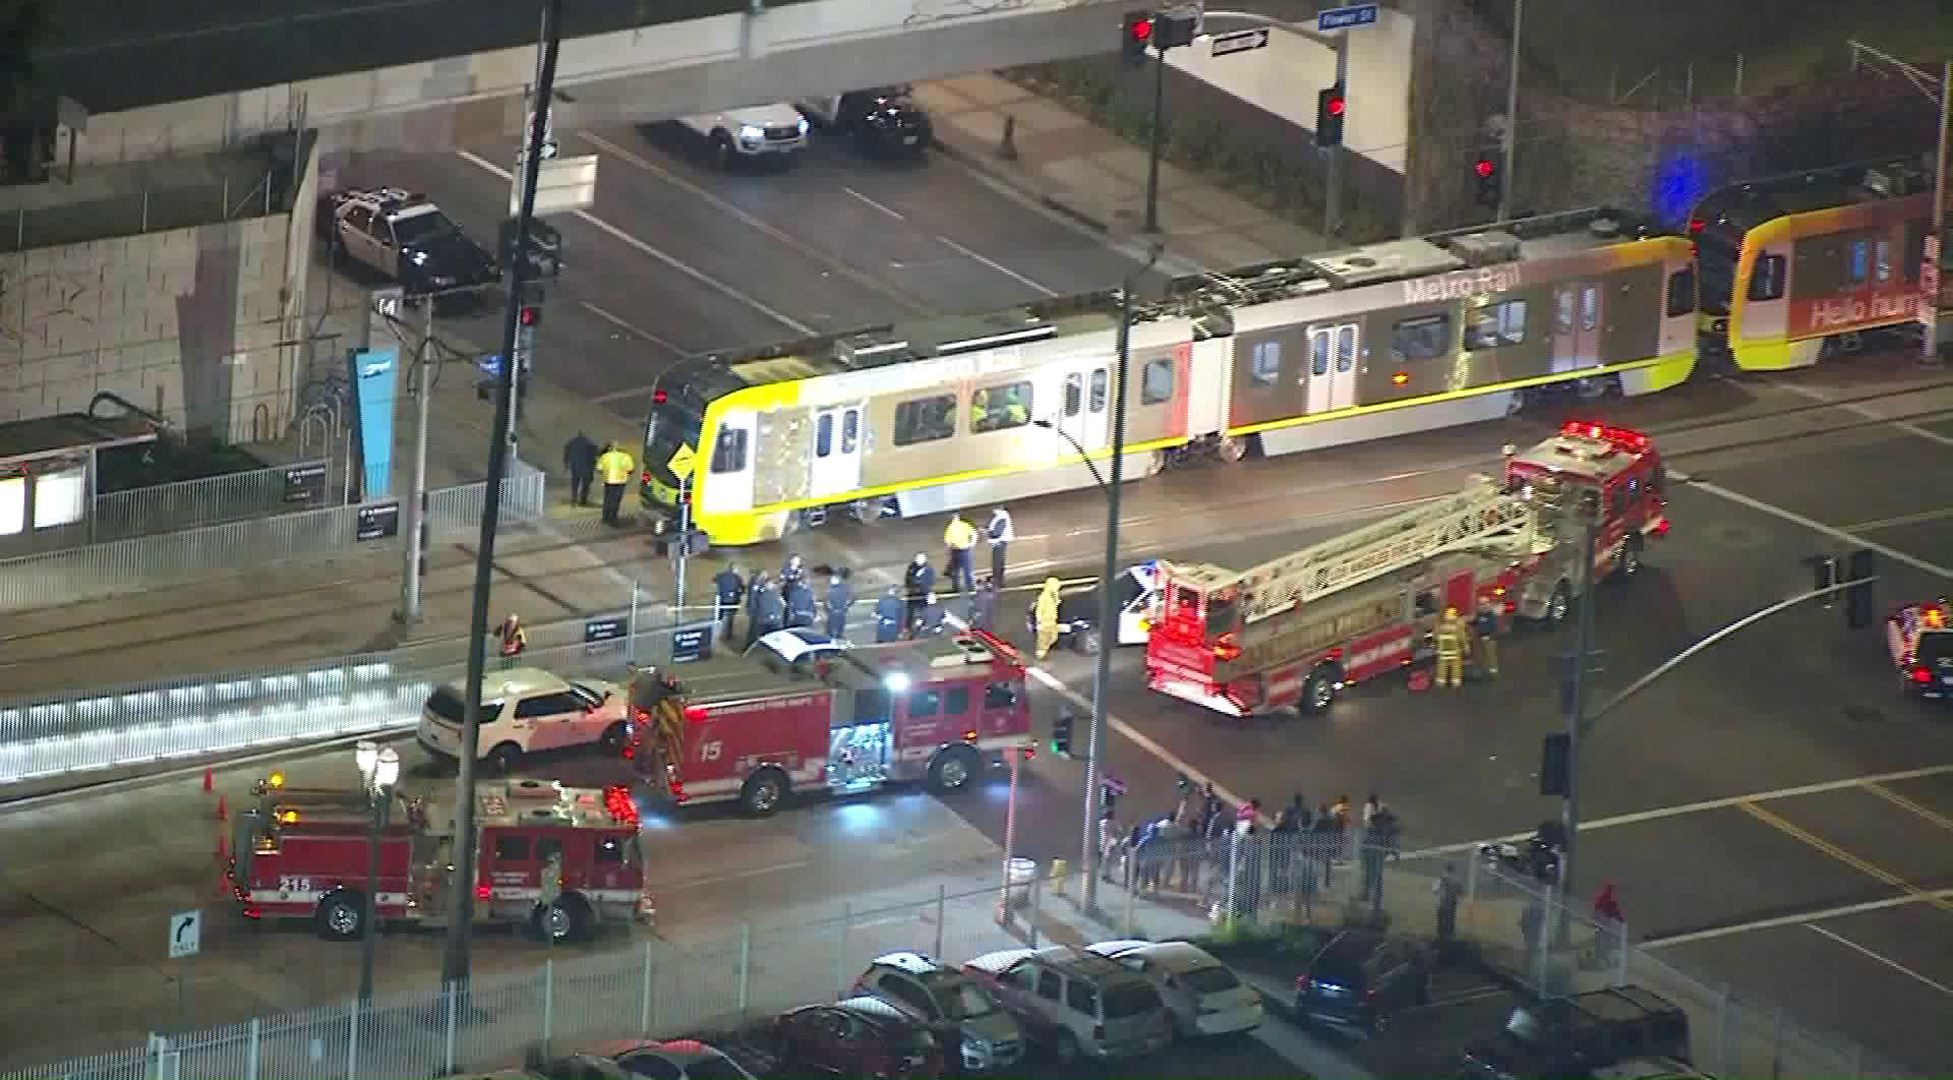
(1770, 378, 1953, 448)
(844, 186, 907, 221)
(937, 235, 1056, 297)
(580, 300, 686, 357)
(1678, 471, 1953, 581)
(453, 149, 813, 335)
(660, 859, 815, 892)
(1642, 890, 1953, 950)
(1806, 923, 1953, 996)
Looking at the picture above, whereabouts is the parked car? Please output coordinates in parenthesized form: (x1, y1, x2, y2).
(418, 667, 632, 772)
(1591, 1057, 1717, 1079)
(853, 951, 1026, 1073)
(605, 1039, 760, 1080)
(1460, 986, 1692, 1079)
(1291, 928, 1432, 1034)
(1085, 940, 1263, 1038)
(771, 997, 943, 1078)
(797, 86, 932, 158)
(961, 946, 1171, 1063)
(746, 627, 852, 673)
(319, 187, 500, 299)
(675, 104, 809, 169)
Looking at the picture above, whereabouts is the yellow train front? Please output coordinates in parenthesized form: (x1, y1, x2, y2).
(641, 207, 1700, 548)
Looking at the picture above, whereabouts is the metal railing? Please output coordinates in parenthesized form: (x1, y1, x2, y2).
(0, 168, 282, 254)
(92, 459, 334, 542)
(0, 605, 710, 787)
(0, 464, 547, 614)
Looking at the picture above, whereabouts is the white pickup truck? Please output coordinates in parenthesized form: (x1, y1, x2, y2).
(676, 104, 809, 169)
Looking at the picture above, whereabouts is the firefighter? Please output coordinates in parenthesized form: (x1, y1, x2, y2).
(495, 613, 527, 670)
(915, 591, 947, 636)
(904, 553, 936, 634)
(785, 574, 817, 629)
(536, 849, 564, 939)
(824, 570, 853, 641)
(1034, 576, 1063, 660)
(1473, 596, 1502, 679)
(1435, 606, 1466, 688)
(712, 563, 745, 642)
(943, 513, 979, 596)
(874, 585, 905, 643)
(595, 442, 635, 526)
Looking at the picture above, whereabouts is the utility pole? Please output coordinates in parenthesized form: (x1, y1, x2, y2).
(1144, 43, 1167, 233)
(396, 300, 434, 624)
(443, 0, 562, 990)
(1556, 499, 1598, 944)
(1496, 0, 1523, 223)
(1923, 59, 1950, 364)
(1325, 32, 1349, 237)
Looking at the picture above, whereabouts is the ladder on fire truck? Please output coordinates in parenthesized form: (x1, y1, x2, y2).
(1167, 475, 1543, 626)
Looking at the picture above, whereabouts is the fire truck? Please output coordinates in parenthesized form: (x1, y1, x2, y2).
(1886, 600, 1953, 700)
(225, 773, 647, 943)
(1146, 422, 1670, 717)
(628, 630, 1034, 816)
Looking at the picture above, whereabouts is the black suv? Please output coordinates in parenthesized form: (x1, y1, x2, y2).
(1460, 985, 1692, 1079)
(1292, 929, 1432, 1033)
(803, 87, 932, 159)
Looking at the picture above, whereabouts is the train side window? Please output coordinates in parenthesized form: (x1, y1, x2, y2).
(842, 409, 859, 453)
(984, 681, 1019, 709)
(1847, 240, 1869, 286)
(894, 394, 958, 446)
(1556, 290, 1575, 333)
(1579, 288, 1598, 332)
(1141, 358, 1174, 404)
(944, 685, 971, 716)
(1903, 221, 1927, 282)
(1250, 340, 1282, 387)
(1665, 267, 1696, 317)
(815, 413, 834, 458)
(494, 835, 531, 862)
(1874, 240, 1892, 284)
(709, 426, 749, 474)
(1392, 313, 1451, 359)
(974, 381, 1033, 432)
(1465, 300, 1527, 349)
(1063, 373, 1083, 416)
(1089, 369, 1109, 413)
(1748, 255, 1786, 301)
(1310, 331, 1329, 377)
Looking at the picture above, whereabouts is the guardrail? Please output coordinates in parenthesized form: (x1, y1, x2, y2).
(0, 464, 547, 614)
(0, 611, 712, 788)
(92, 459, 336, 542)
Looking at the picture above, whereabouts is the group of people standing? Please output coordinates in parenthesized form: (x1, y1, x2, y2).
(712, 555, 855, 649)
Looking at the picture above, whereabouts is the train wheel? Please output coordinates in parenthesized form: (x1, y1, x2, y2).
(848, 498, 881, 525)
(1217, 436, 1250, 463)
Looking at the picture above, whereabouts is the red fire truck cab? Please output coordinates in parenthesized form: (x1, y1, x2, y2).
(629, 630, 1034, 816)
(226, 773, 646, 943)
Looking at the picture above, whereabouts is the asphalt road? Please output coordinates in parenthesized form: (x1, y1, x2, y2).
(330, 123, 1158, 420)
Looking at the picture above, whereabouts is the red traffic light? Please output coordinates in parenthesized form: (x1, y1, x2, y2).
(1324, 95, 1345, 116)
(1474, 159, 1496, 178)
(1130, 15, 1153, 40)
(519, 306, 539, 326)
(652, 389, 669, 404)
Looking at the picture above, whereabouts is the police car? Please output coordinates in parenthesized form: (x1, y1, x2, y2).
(319, 188, 499, 296)
(1887, 600, 1953, 700)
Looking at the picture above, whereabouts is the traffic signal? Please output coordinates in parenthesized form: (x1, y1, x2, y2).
(1540, 733, 1571, 796)
(519, 304, 541, 328)
(1812, 554, 1839, 609)
(1315, 86, 1346, 148)
(1050, 710, 1074, 756)
(1122, 11, 1154, 66)
(1152, 7, 1199, 48)
(1845, 549, 1876, 629)
(1474, 156, 1501, 208)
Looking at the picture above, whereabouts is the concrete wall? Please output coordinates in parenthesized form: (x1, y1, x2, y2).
(65, 0, 1141, 165)
(0, 216, 301, 445)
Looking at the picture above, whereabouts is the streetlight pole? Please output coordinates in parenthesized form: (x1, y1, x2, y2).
(356, 741, 401, 1005)
(1555, 507, 1597, 945)
(1923, 59, 1950, 364)
(445, 0, 562, 990)
(1144, 44, 1167, 234)
(1495, 0, 1523, 223)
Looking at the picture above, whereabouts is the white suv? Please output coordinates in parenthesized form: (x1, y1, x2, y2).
(1086, 940, 1263, 1038)
(418, 667, 630, 773)
(676, 104, 809, 169)
(962, 947, 1170, 1063)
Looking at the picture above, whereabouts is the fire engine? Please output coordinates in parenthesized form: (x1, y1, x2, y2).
(1886, 600, 1953, 700)
(1146, 422, 1670, 717)
(224, 772, 647, 943)
(628, 630, 1034, 815)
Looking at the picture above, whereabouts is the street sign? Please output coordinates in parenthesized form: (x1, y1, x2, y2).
(1210, 27, 1271, 57)
(584, 615, 627, 654)
(1317, 3, 1379, 31)
(169, 909, 201, 959)
(512, 154, 598, 218)
(666, 443, 697, 482)
(670, 624, 712, 664)
(283, 463, 327, 504)
(356, 501, 401, 542)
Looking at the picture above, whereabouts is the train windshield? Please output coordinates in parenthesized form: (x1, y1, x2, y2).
(1696, 229, 1741, 316)
(644, 386, 709, 486)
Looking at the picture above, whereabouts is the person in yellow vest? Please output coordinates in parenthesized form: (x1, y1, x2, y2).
(1034, 577, 1064, 660)
(943, 513, 979, 595)
(1434, 607, 1466, 689)
(595, 442, 635, 526)
(495, 613, 527, 670)
(970, 390, 991, 432)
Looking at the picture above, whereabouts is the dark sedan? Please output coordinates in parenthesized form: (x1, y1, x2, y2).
(1291, 929, 1432, 1034)
(771, 997, 944, 1078)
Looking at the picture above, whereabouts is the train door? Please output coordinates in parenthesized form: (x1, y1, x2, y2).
(1551, 284, 1603, 370)
(1303, 323, 1361, 413)
(808, 404, 865, 500)
(1059, 364, 1110, 453)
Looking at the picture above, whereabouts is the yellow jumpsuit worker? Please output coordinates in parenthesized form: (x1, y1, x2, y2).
(943, 514, 979, 595)
(1034, 577, 1064, 660)
(596, 443, 635, 526)
(1434, 607, 1466, 689)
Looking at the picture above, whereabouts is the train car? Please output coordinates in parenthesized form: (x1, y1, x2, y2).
(641, 207, 1697, 546)
(1693, 156, 1934, 370)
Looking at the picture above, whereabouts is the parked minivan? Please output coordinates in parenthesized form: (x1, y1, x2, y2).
(962, 947, 1171, 1063)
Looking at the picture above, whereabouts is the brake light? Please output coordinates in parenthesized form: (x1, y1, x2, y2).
(1652, 519, 1670, 536)
(242, 907, 262, 920)
(475, 884, 492, 901)
(1912, 666, 1933, 684)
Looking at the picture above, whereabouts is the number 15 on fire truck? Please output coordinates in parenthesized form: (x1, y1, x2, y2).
(1145, 422, 1669, 718)
(222, 772, 648, 944)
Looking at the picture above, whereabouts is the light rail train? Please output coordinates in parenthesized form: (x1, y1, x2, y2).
(641, 206, 1700, 546)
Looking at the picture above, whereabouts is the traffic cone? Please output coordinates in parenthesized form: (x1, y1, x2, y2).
(215, 794, 227, 821)
(203, 768, 213, 793)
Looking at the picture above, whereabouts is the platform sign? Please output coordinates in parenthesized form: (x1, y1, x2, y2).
(284, 463, 328, 505)
(356, 500, 400, 542)
(585, 615, 628, 654)
(1317, 3, 1379, 30)
(1210, 28, 1271, 56)
(169, 909, 201, 959)
(669, 624, 712, 665)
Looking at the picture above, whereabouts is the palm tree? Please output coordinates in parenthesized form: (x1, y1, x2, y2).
(0, 0, 52, 181)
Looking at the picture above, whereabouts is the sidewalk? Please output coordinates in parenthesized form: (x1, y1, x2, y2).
(916, 73, 1330, 270)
